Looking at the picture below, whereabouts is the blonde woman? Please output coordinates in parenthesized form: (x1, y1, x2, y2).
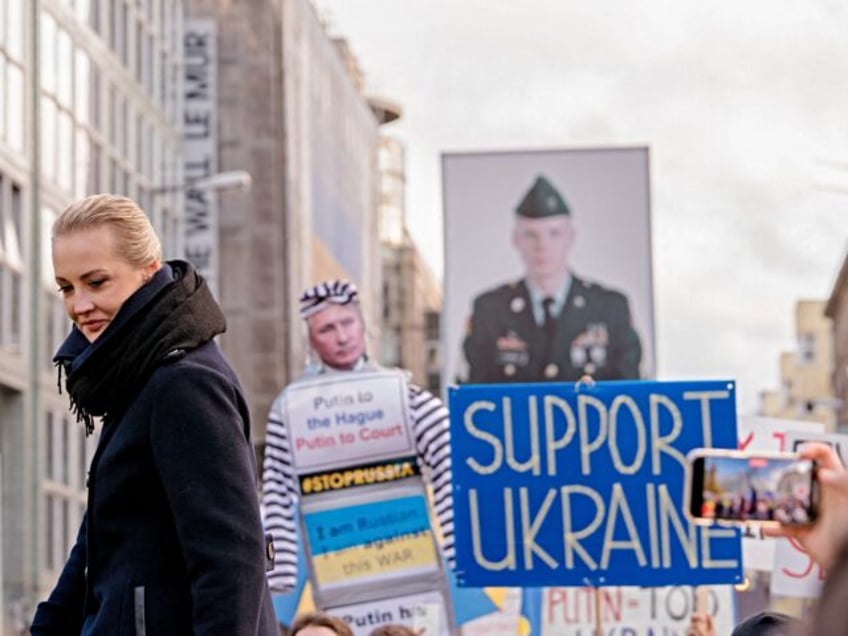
(31, 194, 276, 635)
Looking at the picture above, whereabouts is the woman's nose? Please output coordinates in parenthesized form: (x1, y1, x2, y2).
(72, 292, 95, 315)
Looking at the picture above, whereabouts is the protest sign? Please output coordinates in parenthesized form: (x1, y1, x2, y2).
(288, 372, 453, 624)
(449, 380, 742, 587)
(542, 585, 735, 636)
(304, 493, 441, 590)
(286, 372, 413, 472)
(332, 590, 450, 636)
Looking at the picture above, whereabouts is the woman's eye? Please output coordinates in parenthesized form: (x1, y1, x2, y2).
(89, 279, 105, 288)
(57, 285, 71, 294)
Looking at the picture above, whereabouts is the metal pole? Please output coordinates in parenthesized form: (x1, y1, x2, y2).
(593, 587, 602, 636)
(28, 0, 43, 610)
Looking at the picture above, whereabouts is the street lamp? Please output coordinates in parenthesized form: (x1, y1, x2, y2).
(148, 169, 252, 300)
(149, 169, 252, 195)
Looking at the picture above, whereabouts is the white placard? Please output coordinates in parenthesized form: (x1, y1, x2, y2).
(541, 585, 735, 636)
(737, 416, 825, 571)
(286, 372, 413, 472)
(332, 590, 450, 636)
(770, 431, 848, 599)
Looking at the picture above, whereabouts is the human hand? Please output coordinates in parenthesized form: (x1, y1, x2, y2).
(686, 611, 715, 636)
(763, 442, 848, 569)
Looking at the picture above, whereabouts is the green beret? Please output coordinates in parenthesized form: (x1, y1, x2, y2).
(515, 175, 571, 218)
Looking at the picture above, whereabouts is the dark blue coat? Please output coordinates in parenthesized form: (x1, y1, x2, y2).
(31, 341, 277, 635)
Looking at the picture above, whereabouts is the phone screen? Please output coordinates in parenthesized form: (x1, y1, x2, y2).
(689, 453, 818, 525)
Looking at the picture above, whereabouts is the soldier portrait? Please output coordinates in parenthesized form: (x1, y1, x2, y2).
(442, 148, 655, 385)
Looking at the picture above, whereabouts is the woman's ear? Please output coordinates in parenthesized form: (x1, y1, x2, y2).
(142, 260, 161, 282)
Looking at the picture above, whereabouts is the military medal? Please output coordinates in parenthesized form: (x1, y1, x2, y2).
(570, 345, 587, 367)
(590, 345, 607, 365)
(496, 332, 529, 369)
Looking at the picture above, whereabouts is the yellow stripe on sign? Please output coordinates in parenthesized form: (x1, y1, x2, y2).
(296, 582, 315, 616)
(312, 534, 439, 586)
(485, 588, 510, 608)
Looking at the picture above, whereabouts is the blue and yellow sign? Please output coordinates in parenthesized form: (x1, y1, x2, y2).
(304, 495, 440, 589)
(449, 380, 743, 587)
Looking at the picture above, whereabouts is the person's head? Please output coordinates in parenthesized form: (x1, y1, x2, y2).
(290, 611, 353, 636)
(730, 611, 798, 636)
(299, 280, 365, 370)
(370, 624, 422, 636)
(52, 194, 162, 342)
(511, 175, 575, 290)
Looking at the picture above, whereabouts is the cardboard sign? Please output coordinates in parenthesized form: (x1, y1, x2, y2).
(286, 372, 414, 472)
(542, 585, 735, 636)
(304, 495, 440, 589)
(449, 380, 742, 587)
(333, 590, 450, 636)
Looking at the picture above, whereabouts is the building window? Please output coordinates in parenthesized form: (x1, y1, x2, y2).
(45, 412, 55, 481)
(6, 0, 25, 61)
(0, 178, 25, 352)
(4, 59, 25, 152)
(45, 494, 55, 569)
(43, 408, 90, 576)
(44, 294, 70, 370)
(9, 269, 21, 345)
(426, 345, 438, 367)
(798, 333, 815, 365)
(425, 311, 440, 340)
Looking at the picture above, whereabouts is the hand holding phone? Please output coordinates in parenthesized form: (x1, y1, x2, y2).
(686, 449, 820, 527)
(762, 442, 848, 571)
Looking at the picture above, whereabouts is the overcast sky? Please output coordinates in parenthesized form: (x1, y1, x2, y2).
(316, 0, 848, 414)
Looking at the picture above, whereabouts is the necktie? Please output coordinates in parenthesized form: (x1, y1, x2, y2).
(542, 297, 556, 340)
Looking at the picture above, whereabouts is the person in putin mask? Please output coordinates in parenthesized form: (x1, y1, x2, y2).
(261, 280, 454, 592)
(30, 194, 276, 635)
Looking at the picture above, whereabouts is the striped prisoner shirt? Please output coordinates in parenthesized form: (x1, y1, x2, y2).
(261, 363, 455, 592)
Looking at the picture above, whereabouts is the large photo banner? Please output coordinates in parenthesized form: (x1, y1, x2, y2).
(442, 147, 655, 387)
(448, 380, 743, 588)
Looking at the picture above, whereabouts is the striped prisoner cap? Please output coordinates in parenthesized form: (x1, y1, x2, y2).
(299, 280, 359, 319)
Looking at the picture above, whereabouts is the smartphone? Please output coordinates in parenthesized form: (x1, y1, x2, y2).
(685, 448, 819, 526)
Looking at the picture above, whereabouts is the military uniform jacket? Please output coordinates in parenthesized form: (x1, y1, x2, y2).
(462, 276, 642, 383)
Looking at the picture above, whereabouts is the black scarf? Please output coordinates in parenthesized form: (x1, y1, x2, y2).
(54, 260, 226, 435)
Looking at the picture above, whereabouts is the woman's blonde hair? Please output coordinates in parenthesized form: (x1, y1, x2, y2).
(53, 194, 162, 267)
